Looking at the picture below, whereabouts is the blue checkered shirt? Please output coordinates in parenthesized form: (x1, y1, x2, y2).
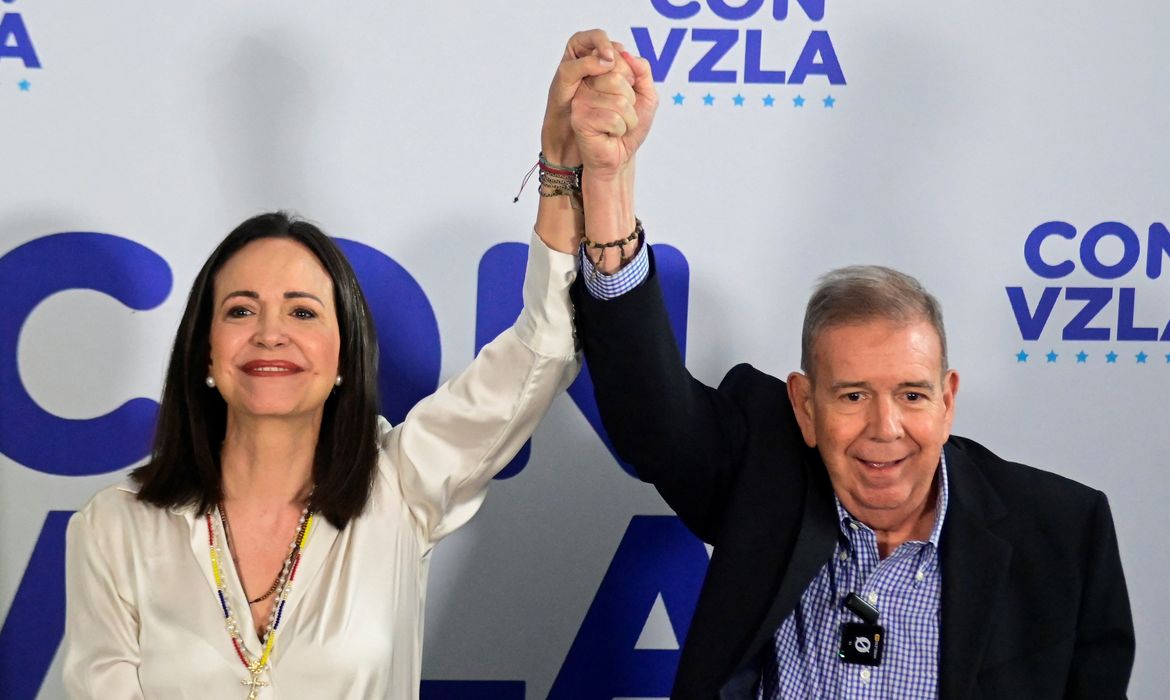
(759, 456, 949, 700)
(579, 236, 650, 299)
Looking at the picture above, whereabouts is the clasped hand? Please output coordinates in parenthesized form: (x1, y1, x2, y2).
(541, 29, 658, 179)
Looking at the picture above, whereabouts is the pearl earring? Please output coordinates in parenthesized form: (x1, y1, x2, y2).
(205, 376, 216, 388)
(334, 375, 343, 387)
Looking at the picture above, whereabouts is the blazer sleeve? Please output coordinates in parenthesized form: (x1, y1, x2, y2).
(62, 508, 145, 700)
(571, 248, 749, 543)
(1066, 491, 1135, 698)
(381, 231, 580, 547)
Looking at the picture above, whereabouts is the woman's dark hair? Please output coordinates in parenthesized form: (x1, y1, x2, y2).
(132, 211, 380, 528)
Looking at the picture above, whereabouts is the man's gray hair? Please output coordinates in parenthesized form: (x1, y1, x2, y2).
(800, 265, 948, 375)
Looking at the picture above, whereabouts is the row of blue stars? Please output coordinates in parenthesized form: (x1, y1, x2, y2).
(671, 92, 836, 108)
(1016, 349, 1170, 364)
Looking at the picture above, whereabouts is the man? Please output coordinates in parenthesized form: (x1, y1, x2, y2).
(566, 33, 1135, 700)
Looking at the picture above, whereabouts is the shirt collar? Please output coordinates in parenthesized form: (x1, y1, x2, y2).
(834, 451, 950, 549)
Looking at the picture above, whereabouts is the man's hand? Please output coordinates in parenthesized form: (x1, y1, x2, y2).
(570, 49, 658, 272)
(571, 50, 658, 178)
(541, 29, 622, 167)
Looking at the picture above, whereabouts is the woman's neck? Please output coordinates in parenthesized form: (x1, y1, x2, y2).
(220, 413, 319, 506)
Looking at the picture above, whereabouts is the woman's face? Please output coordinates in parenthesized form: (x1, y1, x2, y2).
(207, 238, 341, 424)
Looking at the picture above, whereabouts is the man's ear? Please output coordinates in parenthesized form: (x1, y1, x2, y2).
(787, 372, 818, 448)
(941, 368, 960, 437)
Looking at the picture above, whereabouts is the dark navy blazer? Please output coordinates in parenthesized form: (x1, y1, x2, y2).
(571, 255, 1134, 700)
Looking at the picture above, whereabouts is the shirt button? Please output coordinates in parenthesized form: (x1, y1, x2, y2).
(860, 669, 871, 682)
(915, 570, 925, 582)
(839, 551, 849, 561)
(867, 591, 878, 605)
(849, 522, 859, 531)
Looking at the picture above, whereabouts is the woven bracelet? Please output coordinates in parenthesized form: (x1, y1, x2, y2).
(514, 152, 583, 203)
(583, 218, 643, 280)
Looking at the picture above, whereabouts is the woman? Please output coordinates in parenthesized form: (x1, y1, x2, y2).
(62, 30, 633, 699)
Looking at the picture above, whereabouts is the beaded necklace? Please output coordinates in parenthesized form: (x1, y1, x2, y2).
(219, 506, 284, 605)
(207, 502, 314, 700)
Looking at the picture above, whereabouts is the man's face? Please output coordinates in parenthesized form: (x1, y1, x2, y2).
(787, 318, 959, 532)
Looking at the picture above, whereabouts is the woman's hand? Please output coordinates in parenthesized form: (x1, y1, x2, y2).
(534, 30, 656, 258)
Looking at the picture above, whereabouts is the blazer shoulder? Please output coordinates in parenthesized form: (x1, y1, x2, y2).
(720, 363, 788, 397)
(719, 364, 804, 441)
(947, 435, 1105, 515)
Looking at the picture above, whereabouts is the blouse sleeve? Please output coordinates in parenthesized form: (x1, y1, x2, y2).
(62, 505, 144, 699)
(381, 230, 581, 546)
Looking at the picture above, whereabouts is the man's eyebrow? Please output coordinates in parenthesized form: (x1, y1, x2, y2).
(827, 380, 936, 391)
(829, 380, 871, 391)
(898, 381, 936, 390)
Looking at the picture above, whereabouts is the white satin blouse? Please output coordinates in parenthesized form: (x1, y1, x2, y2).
(62, 233, 580, 699)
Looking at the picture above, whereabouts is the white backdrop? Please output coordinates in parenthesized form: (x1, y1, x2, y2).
(2, 1, 1167, 698)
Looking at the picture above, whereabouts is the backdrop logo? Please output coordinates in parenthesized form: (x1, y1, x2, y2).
(632, 0, 845, 110)
(1, 0, 40, 93)
(1006, 221, 1170, 366)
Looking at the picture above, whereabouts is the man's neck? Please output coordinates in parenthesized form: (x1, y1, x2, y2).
(843, 471, 943, 559)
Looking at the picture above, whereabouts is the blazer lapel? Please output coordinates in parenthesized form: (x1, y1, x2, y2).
(938, 444, 1012, 700)
(720, 453, 838, 698)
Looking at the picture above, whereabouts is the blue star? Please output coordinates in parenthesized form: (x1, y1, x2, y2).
(732, 94, 745, 106)
(1105, 351, 1118, 363)
(1075, 350, 1088, 363)
(1016, 350, 1029, 363)
(793, 95, 806, 107)
(1046, 350, 1058, 363)
(672, 92, 685, 106)
(18, 79, 30, 92)
(1166, 353, 1170, 364)
(1136, 351, 1148, 364)
(702, 93, 715, 106)
(762, 94, 775, 107)
(823, 95, 836, 108)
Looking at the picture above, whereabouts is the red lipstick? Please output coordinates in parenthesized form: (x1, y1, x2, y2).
(240, 360, 303, 376)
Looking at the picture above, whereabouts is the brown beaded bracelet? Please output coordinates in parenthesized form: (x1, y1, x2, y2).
(583, 218, 643, 280)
